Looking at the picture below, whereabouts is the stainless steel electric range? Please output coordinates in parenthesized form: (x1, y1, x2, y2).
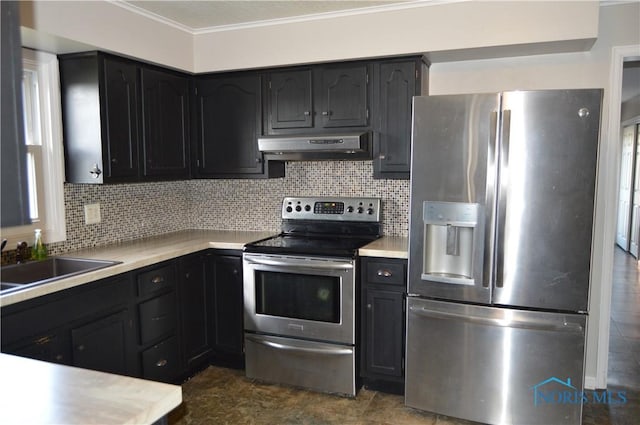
(243, 196, 382, 396)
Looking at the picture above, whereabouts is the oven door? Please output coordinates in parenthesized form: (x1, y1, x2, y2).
(243, 253, 356, 345)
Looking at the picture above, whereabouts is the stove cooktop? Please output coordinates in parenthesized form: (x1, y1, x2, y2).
(244, 233, 380, 257)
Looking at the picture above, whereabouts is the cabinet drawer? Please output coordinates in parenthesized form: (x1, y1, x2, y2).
(366, 260, 406, 286)
(139, 292, 177, 344)
(142, 336, 180, 383)
(137, 264, 175, 296)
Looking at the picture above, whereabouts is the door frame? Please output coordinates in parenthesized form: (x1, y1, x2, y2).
(589, 44, 640, 389)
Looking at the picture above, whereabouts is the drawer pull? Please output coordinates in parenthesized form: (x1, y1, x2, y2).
(35, 336, 52, 345)
(77, 344, 85, 352)
(151, 275, 164, 284)
(377, 269, 393, 277)
(156, 359, 168, 367)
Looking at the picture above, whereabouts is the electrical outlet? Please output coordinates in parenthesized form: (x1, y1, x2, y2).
(84, 203, 101, 225)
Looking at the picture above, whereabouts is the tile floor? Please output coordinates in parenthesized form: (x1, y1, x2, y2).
(168, 248, 639, 425)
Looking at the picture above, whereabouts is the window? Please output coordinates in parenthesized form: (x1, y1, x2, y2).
(1, 49, 66, 248)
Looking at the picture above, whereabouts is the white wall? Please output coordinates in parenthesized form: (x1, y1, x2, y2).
(20, 1, 598, 73)
(19, 1, 193, 71)
(429, 2, 640, 389)
(192, 1, 598, 72)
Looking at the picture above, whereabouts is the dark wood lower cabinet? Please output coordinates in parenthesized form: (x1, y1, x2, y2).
(71, 310, 130, 375)
(1, 249, 247, 383)
(209, 252, 244, 366)
(360, 257, 407, 394)
(1, 274, 136, 377)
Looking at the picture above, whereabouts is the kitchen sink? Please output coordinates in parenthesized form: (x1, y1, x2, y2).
(0, 257, 121, 294)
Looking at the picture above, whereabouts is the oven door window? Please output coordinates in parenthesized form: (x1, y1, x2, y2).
(255, 271, 340, 323)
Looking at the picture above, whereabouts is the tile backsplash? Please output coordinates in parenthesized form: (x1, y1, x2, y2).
(47, 161, 409, 255)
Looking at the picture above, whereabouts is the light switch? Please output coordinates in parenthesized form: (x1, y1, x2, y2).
(84, 203, 101, 224)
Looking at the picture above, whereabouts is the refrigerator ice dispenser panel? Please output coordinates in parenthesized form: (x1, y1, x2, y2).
(422, 202, 480, 286)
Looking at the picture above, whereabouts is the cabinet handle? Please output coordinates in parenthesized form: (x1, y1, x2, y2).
(303, 111, 311, 116)
(377, 269, 393, 277)
(35, 336, 52, 345)
(255, 157, 263, 164)
(322, 111, 331, 116)
(367, 303, 372, 310)
(55, 354, 63, 361)
(233, 269, 239, 275)
(111, 157, 118, 164)
(89, 164, 102, 178)
(156, 359, 168, 367)
(379, 154, 386, 160)
(77, 344, 85, 351)
(151, 275, 164, 284)
(185, 272, 190, 279)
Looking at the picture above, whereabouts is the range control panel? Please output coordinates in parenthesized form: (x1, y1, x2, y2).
(282, 197, 381, 222)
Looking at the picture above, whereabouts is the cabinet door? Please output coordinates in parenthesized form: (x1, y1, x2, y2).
(318, 64, 370, 128)
(195, 74, 263, 175)
(363, 288, 404, 378)
(210, 254, 243, 355)
(101, 57, 139, 179)
(180, 253, 212, 370)
(8, 333, 69, 365)
(374, 60, 416, 179)
(71, 310, 129, 375)
(140, 67, 189, 179)
(267, 69, 313, 131)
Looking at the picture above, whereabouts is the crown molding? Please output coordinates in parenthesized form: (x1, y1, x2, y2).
(108, 0, 466, 36)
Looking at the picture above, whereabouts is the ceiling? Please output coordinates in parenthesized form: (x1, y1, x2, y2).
(120, 0, 414, 32)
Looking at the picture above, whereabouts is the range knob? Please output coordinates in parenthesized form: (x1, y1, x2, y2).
(357, 207, 364, 214)
(304, 204, 311, 211)
(295, 205, 302, 212)
(346, 206, 354, 213)
(367, 208, 374, 215)
(286, 206, 293, 213)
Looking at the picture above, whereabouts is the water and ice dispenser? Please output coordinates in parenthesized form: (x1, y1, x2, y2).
(422, 201, 480, 286)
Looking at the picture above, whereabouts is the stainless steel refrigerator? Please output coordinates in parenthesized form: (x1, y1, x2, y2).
(405, 90, 602, 425)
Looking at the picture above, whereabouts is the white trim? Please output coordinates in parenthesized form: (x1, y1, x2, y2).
(0, 49, 66, 248)
(590, 44, 640, 390)
(109, 0, 463, 35)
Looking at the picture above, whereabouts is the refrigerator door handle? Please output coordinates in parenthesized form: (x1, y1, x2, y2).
(408, 305, 584, 333)
(495, 109, 511, 288)
(483, 111, 499, 288)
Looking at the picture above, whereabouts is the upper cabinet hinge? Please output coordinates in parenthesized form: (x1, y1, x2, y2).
(268, 80, 272, 89)
(415, 69, 419, 80)
(366, 73, 369, 84)
(366, 109, 370, 120)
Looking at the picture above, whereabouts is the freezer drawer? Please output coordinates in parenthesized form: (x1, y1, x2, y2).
(405, 298, 586, 425)
(244, 333, 356, 396)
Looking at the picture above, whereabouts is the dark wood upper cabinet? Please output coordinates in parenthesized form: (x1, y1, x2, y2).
(373, 57, 429, 179)
(102, 57, 139, 180)
(267, 69, 313, 131)
(318, 63, 370, 129)
(59, 52, 190, 183)
(194, 73, 284, 178)
(265, 62, 371, 135)
(1, 1, 30, 226)
(140, 67, 190, 179)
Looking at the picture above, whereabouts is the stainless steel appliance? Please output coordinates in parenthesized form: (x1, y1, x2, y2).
(405, 90, 602, 425)
(243, 196, 381, 396)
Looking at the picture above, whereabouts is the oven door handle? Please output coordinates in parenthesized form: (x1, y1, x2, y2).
(244, 256, 354, 270)
(245, 334, 353, 355)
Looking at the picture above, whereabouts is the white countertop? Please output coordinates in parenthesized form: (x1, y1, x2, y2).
(0, 230, 273, 307)
(1, 230, 407, 307)
(359, 236, 408, 259)
(0, 353, 182, 425)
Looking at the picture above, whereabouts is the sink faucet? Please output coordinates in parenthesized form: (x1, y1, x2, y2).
(15, 241, 28, 264)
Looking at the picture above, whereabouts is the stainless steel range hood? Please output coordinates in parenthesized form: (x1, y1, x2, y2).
(258, 132, 371, 161)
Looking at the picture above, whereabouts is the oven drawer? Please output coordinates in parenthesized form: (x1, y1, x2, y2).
(244, 333, 356, 396)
